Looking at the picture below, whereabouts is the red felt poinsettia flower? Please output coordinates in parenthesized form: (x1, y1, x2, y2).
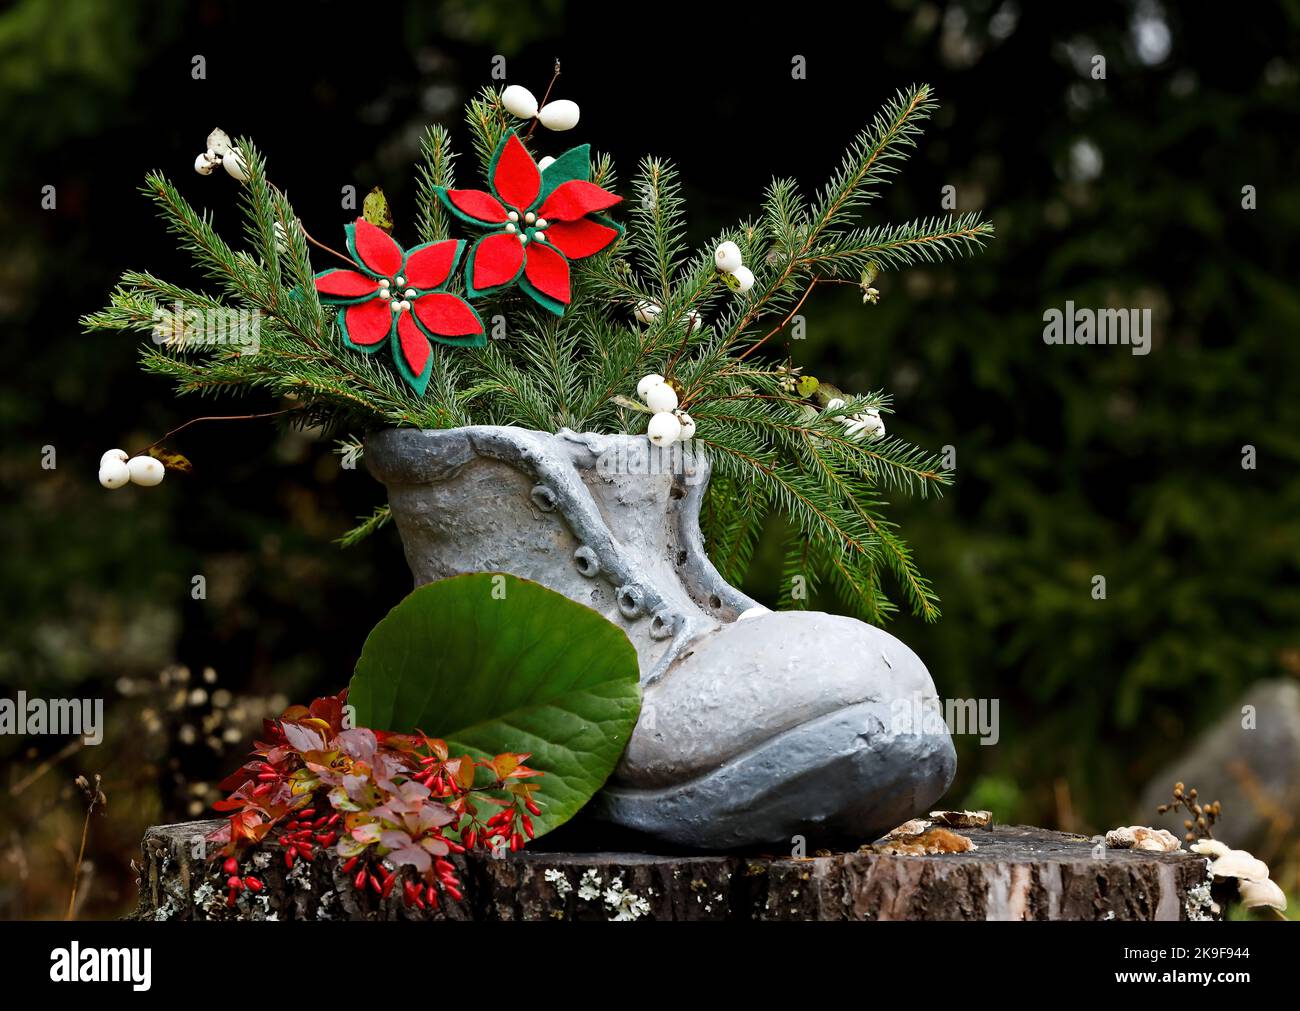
(435, 132, 623, 315)
(313, 218, 485, 395)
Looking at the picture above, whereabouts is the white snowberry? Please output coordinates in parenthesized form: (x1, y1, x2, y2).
(714, 241, 743, 273)
(825, 397, 846, 412)
(538, 155, 556, 171)
(538, 99, 580, 131)
(127, 455, 166, 487)
(502, 84, 539, 120)
(636, 373, 665, 401)
(674, 410, 696, 441)
(222, 149, 249, 182)
(206, 127, 233, 157)
(99, 459, 130, 490)
(685, 310, 704, 332)
(646, 411, 682, 447)
(727, 265, 756, 293)
(842, 408, 886, 441)
(634, 300, 661, 324)
(194, 151, 218, 176)
(645, 382, 679, 413)
(100, 448, 128, 468)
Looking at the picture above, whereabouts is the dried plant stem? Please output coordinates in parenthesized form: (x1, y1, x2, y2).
(67, 789, 99, 920)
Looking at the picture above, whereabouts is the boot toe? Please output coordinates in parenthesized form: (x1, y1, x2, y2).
(598, 611, 956, 849)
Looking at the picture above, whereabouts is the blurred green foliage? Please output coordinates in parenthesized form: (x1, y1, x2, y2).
(1, 0, 1298, 917)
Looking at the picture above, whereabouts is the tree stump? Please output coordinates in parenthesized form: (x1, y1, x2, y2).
(134, 820, 1215, 922)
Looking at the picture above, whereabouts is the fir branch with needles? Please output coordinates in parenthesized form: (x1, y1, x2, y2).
(85, 84, 991, 621)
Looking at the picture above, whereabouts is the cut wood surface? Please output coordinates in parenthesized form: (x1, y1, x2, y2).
(134, 820, 1214, 922)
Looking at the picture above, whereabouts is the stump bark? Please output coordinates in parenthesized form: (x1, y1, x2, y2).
(134, 820, 1214, 921)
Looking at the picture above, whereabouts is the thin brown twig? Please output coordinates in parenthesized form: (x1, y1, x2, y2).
(9, 739, 82, 797)
(525, 60, 562, 140)
(138, 409, 295, 455)
(302, 229, 356, 267)
(735, 276, 859, 366)
(266, 181, 355, 267)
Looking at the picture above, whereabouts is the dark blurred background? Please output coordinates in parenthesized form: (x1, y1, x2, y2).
(2, 0, 1298, 918)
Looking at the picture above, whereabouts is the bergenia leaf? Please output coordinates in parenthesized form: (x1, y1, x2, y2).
(349, 573, 641, 839)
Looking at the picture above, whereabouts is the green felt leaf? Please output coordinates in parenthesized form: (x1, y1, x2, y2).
(518, 271, 567, 317)
(388, 327, 433, 396)
(363, 186, 394, 233)
(348, 573, 641, 838)
(535, 143, 591, 206)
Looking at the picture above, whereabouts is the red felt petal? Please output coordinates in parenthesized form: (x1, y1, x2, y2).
(343, 299, 392, 346)
(315, 269, 380, 299)
(471, 233, 525, 290)
(412, 293, 484, 338)
(447, 189, 509, 225)
(403, 241, 459, 290)
(352, 218, 403, 276)
(396, 313, 432, 376)
(493, 135, 540, 212)
(524, 242, 570, 305)
(543, 219, 620, 260)
(537, 180, 621, 222)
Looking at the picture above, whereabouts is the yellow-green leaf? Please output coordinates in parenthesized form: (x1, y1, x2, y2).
(148, 446, 192, 473)
(363, 186, 394, 233)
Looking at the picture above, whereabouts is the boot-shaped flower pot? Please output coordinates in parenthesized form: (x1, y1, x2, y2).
(366, 426, 956, 850)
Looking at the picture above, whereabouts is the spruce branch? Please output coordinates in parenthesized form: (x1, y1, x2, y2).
(415, 124, 457, 245)
(89, 82, 988, 623)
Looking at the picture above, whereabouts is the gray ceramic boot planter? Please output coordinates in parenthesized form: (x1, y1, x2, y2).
(366, 426, 956, 850)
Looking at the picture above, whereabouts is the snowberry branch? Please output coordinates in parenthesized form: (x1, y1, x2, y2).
(137, 408, 296, 456)
(524, 59, 562, 141)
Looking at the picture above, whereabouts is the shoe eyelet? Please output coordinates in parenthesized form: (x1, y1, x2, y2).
(616, 584, 644, 618)
(650, 609, 677, 640)
(573, 545, 600, 577)
(530, 484, 557, 511)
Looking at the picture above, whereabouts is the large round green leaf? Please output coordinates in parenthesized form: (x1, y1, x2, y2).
(349, 573, 641, 837)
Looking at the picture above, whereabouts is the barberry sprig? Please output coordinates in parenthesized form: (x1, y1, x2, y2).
(209, 689, 544, 912)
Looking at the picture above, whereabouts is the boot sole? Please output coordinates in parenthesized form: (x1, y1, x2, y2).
(592, 699, 957, 851)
